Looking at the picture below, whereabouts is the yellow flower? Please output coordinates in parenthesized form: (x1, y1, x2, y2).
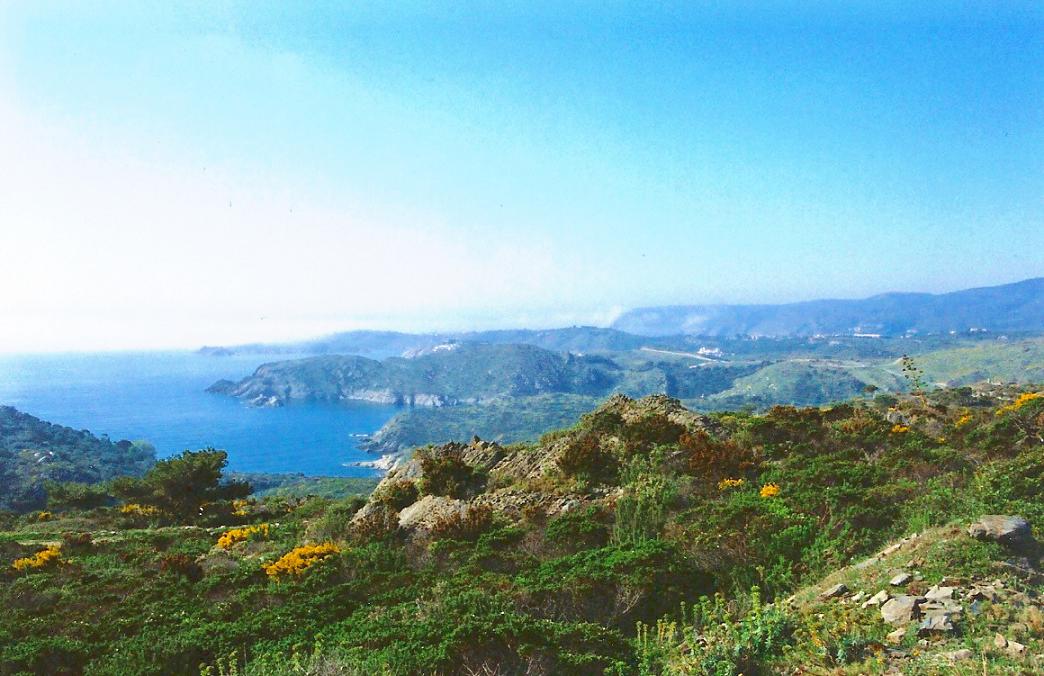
(12, 545, 61, 572)
(217, 523, 270, 550)
(232, 499, 251, 517)
(890, 424, 910, 434)
(954, 413, 973, 429)
(759, 483, 781, 498)
(264, 543, 340, 579)
(35, 511, 53, 522)
(717, 477, 745, 491)
(120, 503, 160, 517)
(996, 392, 1043, 416)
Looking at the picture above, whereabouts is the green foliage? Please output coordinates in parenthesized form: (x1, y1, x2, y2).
(110, 449, 251, 523)
(2, 385, 1042, 674)
(0, 406, 154, 512)
(556, 432, 620, 484)
(416, 446, 483, 499)
(612, 450, 678, 546)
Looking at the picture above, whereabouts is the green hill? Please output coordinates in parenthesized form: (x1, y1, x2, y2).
(0, 406, 155, 512)
(209, 343, 623, 407)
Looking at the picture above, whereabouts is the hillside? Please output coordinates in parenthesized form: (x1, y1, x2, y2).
(1, 386, 1040, 674)
(358, 394, 602, 456)
(200, 326, 653, 359)
(208, 343, 623, 407)
(613, 277, 1044, 337)
(0, 406, 155, 512)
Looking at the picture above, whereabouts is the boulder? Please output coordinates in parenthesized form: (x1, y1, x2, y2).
(944, 649, 974, 662)
(924, 585, 955, 601)
(889, 572, 912, 586)
(397, 495, 467, 531)
(819, 583, 848, 599)
(968, 515, 1034, 550)
(1006, 640, 1027, 656)
(881, 595, 924, 625)
(862, 589, 890, 609)
(917, 612, 954, 635)
(886, 627, 906, 644)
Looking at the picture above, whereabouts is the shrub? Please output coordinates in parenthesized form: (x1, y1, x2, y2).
(12, 545, 61, 572)
(119, 502, 160, 517)
(759, 483, 781, 499)
(158, 553, 202, 581)
(60, 531, 93, 550)
(264, 543, 341, 579)
(417, 447, 482, 499)
(110, 449, 251, 523)
(349, 504, 400, 544)
(679, 430, 754, 481)
(557, 432, 619, 484)
(216, 523, 270, 550)
(428, 504, 494, 542)
(373, 479, 419, 510)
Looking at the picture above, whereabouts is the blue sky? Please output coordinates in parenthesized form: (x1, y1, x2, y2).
(0, 2, 1041, 350)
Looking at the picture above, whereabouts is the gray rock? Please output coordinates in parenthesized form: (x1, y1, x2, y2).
(397, 495, 467, 531)
(924, 585, 955, 600)
(968, 515, 1034, 550)
(890, 572, 912, 586)
(820, 583, 849, 599)
(863, 589, 891, 608)
(881, 595, 924, 625)
(944, 649, 974, 661)
(886, 627, 906, 644)
(917, 613, 954, 635)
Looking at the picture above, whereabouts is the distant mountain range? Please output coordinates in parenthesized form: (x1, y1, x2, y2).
(200, 278, 1044, 359)
(611, 277, 1044, 337)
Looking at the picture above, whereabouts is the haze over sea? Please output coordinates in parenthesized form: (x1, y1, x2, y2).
(0, 351, 397, 476)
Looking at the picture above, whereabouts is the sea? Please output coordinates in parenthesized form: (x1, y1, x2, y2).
(0, 351, 400, 477)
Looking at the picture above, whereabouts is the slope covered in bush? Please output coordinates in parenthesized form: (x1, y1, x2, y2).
(1, 385, 1041, 674)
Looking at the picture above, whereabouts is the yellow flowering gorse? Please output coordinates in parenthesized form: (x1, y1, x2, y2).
(759, 483, 781, 498)
(12, 545, 61, 572)
(217, 523, 270, 550)
(954, 413, 973, 429)
(890, 424, 910, 434)
(120, 503, 160, 517)
(717, 478, 745, 491)
(996, 392, 1043, 416)
(264, 543, 340, 579)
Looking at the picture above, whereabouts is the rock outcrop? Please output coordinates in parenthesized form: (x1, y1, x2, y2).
(968, 515, 1035, 551)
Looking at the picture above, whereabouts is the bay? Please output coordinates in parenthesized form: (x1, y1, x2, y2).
(0, 351, 398, 476)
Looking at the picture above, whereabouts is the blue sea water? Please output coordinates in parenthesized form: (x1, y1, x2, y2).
(0, 351, 399, 476)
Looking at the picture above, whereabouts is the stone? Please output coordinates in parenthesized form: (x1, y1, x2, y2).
(968, 585, 997, 602)
(917, 613, 954, 635)
(968, 515, 1035, 550)
(993, 633, 1007, 649)
(881, 543, 903, 556)
(886, 627, 906, 644)
(925, 585, 955, 600)
(849, 590, 868, 603)
(397, 495, 467, 531)
(944, 649, 974, 661)
(890, 572, 912, 586)
(1006, 640, 1027, 656)
(881, 595, 924, 625)
(860, 588, 885, 609)
(819, 583, 848, 599)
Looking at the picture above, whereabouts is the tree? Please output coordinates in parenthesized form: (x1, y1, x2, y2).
(111, 448, 250, 522)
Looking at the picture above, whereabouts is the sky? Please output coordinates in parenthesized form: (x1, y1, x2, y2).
(0, 1, 1041, 352)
